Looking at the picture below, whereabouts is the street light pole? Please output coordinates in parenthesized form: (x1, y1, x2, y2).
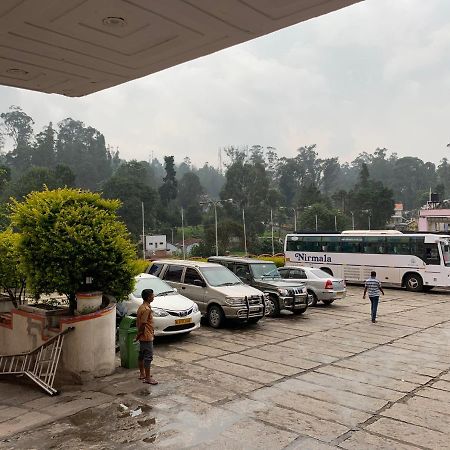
(141, 201, 145, 259)
(181, 207, 186, 260)
(351, 211, 355, 230)
(200, 198, 233, 256)
(242, 208, 248, 256)
(368, 213, 371, 231)
(270, 208, 275, 256)
(280, 206, 297, 232)
(315, 214, 318, 232)
(214, 202, 219, 256)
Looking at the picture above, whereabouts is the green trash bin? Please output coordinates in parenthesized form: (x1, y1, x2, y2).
(119, 315, 140, 369)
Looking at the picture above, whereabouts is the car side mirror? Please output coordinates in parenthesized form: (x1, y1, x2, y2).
(194, 279, 206, 287)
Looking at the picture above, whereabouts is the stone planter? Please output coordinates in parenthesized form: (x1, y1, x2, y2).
(18, 304, 69, 328)
(76, 291, 103, 315)
(0, 294, 14, 313)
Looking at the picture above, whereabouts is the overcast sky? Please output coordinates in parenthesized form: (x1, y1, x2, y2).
(1, 0, 450, 167)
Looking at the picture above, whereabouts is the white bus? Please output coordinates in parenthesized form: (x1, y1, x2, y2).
(284, 230, 450, 292)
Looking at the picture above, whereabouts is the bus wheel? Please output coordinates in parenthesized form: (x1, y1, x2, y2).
(404, 274, 423, 292)
(321, 267, 333, 276)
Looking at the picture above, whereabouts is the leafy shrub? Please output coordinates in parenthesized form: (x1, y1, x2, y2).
(133, 259, 151, 275)
(10, 188, 137, 309)
(0, 229, 25, 307)
(257, 255, 285, 267)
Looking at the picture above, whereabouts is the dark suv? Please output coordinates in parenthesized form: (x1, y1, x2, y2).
(208, 257, 308, 317)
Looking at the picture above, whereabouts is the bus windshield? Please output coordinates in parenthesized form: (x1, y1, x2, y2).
(440, 241, 450, 267)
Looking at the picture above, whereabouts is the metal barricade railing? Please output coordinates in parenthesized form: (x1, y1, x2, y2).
(0, 327, 74, 395)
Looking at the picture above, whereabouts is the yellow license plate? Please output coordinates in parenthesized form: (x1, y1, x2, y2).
(175, 318, 192, 325)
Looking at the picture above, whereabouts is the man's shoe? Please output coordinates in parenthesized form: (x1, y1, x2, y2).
(372, 319, 376, 323)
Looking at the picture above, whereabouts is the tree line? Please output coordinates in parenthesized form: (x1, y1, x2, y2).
(1, 105, 448, 255)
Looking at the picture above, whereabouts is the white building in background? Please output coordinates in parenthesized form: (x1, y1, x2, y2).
(145, 235, 167, 256)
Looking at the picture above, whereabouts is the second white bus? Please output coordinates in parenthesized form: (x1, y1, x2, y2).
(284, 230, 450, 292)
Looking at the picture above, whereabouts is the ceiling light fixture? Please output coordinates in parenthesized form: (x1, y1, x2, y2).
(6, 68, 29, 76)
(102, 16, 126, 27)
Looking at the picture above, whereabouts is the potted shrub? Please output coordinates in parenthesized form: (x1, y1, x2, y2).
(10, 188, 136, 314)
(0, 229, 26, 309)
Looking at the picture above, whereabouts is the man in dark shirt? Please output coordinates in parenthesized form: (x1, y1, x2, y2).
(136, 289, 158, 385)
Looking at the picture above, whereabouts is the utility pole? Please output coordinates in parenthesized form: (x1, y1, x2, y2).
(200, 199, 233, 257)
(141, 202, 145, 259)
(271, 209, 275, 256)
(181, 207, 186, 260)
(243, 208, 247, 256)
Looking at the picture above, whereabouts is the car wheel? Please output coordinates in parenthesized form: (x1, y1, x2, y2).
(404, 274, 423, 292)
(207, 305, 225, 328)
(266, 295, 280, 317)
(322, 299, 334, 306)
(307, 290, 318, 307)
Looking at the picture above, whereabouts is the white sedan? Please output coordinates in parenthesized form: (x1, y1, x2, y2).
(119, 273, 201, 336)
(278, 266, 346, 306)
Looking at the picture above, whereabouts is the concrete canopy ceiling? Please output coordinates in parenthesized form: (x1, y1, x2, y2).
(0, 0, 361, 97)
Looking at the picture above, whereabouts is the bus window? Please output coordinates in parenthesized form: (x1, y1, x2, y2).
(440, 242, 450, 267)
(321, 236, 340, 252)
(386, 236, 410, 255)
(410, 237, 440, 265)
(340, 238, 362, 253)
(302, 236, 321, 252)
(286, 236, 302, 252)
(363, 237, 386, 254)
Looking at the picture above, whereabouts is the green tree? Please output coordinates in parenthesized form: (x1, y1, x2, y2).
(0, 165, 11, 194)
(31, 122, 55, 168)
(55, 118, 113, 190)
(1, 106, 34, 173)
(0, 229, 26, 307)
(391, 157, 436, 209)
(221, 159, 270, 237)
(102, 161, 159, 239)
(7, 165, 75, 199)
(348, 164, 394, 229)
(159, 156, 178, 206)
(299, 203, 348, 232)
(178, 172, 204, 209)
(10, 188, 137, 312)
(196, 163, 225, 199)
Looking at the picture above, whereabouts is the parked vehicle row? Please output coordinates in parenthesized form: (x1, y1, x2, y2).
(117, 256, 347, 336)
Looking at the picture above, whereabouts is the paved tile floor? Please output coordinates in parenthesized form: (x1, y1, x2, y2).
(1, 286, 450, 449)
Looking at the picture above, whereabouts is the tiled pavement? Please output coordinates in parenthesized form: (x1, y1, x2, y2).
(1, 286, 449, 449)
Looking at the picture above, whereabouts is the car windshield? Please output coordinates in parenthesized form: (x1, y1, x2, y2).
(133, 277, 175, 298)
(309, 269, 332, 279)
(250, 263, 281, 279)
(440, 241, 450, 267)
(199, 266, 242, 287)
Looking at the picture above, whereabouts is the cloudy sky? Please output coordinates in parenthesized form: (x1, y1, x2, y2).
(1, 0, 450, 167)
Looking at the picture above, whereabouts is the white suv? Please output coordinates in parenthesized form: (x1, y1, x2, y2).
(148, 260, 266, 328)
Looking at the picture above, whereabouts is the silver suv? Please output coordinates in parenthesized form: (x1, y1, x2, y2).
(148, 260, 266, 328)
(208, 257, 308, 317)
